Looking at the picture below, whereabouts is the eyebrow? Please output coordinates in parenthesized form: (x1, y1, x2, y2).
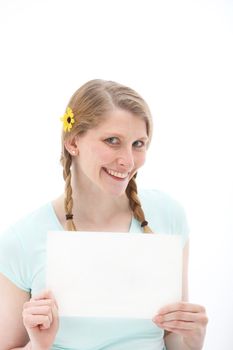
(102, 132, 149, 141)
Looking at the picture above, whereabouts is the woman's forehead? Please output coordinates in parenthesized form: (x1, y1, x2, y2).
(96, 109, 147, 131)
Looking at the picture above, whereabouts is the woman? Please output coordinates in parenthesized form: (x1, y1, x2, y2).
(0, 79, 208, 349)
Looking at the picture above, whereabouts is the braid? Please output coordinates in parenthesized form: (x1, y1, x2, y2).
(126, 175, 153, 233)
(61, 149, 76, 231)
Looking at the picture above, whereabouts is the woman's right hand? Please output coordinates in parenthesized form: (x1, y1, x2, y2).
(22, 289, 59, 350)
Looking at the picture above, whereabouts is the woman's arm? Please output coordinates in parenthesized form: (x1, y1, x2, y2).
(0, 273, 59, 350)
(21, 289, 59, 350)
(9, 344, 31, 350)
(0, 272, 30, 349)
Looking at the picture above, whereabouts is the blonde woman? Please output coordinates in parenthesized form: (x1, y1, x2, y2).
(0, 79, 208, 350)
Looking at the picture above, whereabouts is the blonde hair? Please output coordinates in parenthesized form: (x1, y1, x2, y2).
(60, 79, 153, 233)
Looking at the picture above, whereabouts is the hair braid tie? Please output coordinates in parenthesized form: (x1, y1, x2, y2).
(66, 214, 74, 220)
(62, 152, 77, 231)
(126, 178, 153, 233)
(141, 220, 148, 227)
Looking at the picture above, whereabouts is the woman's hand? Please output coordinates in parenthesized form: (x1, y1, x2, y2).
(22, 290, 59, 350)
(152, 301, 208, 350)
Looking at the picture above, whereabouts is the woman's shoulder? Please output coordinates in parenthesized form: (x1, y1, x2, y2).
(138, 189, 190, 240)
(0, 203, 59, 292)
(138, 188, 184, 211)
(0, 202, 61, 246)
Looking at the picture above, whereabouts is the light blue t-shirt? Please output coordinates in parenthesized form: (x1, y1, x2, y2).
(0, 189, 189, 350)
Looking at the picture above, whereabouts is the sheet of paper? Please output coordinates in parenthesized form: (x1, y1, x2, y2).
(46, 231, 182, 319)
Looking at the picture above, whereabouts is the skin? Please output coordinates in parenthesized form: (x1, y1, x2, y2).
(0, 109, 207, 349)
(155, 301, 208, 349)
(70, 109, 149, 197)
(57, 108, 150, 232)
(157, 242, 208, 349)
(22, 290, 59, 350)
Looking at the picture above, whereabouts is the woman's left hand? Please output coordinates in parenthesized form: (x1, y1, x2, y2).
(153, 301, 208, 349)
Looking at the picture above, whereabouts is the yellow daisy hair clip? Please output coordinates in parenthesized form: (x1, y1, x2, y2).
(60, 107, 75, 132)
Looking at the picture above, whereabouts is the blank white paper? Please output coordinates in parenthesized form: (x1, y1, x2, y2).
(46, 231, 182, 319)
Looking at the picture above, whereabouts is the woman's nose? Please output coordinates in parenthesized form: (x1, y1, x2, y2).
(117, 148, 134, 169)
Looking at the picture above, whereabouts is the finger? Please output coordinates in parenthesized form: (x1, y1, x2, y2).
(158, 302, 206, 315)
(51, 301, 59, 323)
(52, 295, 59, 310)
(39, 301, 58, 330)
(154, 311, 201, 323)
(23, 314, 51, 329)
(31, 289, 55, 301)
(158, 320, 195, 330)
(31, 290, 59, 310)
(39, 323, 50, 330)
(24, 299, 54, 309)
(23, 306, 53, 323)
(162, 327, 194, 336)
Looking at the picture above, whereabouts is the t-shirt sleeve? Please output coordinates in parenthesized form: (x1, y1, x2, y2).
(0, 227, 31, 292)
(139, 189, 190, 247)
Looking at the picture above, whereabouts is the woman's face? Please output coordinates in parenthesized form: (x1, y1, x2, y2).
(72, 109, 149, 197)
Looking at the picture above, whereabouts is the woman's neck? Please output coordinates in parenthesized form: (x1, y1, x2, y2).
(71, 184, 131, 225)
(52, 187, 131, 230)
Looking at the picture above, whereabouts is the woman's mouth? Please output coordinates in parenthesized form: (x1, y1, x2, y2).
(103, 167, 129, 181)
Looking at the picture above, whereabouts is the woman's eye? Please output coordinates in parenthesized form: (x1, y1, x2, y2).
(104, 138, 145, 148)
(133, 140, 145, 148)
(105, 137, 119, 145)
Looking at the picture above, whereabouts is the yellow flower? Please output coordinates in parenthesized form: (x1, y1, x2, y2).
(60, 107, 75, 132)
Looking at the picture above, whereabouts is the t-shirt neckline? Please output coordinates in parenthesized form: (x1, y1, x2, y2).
(48, 202, 139, 234)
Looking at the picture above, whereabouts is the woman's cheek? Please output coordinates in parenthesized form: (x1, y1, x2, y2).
(135, 151, 146, 168)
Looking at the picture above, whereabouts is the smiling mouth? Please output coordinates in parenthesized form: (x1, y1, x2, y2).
(103, 167, 129, 180)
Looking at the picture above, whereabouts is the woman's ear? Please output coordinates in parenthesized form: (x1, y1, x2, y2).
(64, 135, 79, 156)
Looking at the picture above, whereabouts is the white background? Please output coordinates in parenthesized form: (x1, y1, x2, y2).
(0, 0, 232, 348)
